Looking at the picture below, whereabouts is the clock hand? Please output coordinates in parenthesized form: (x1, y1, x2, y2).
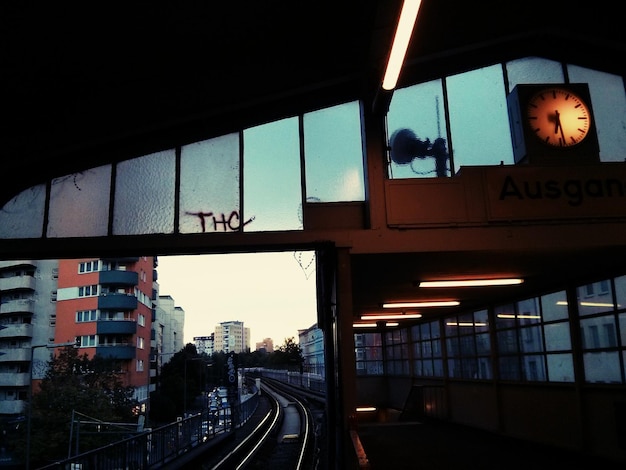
(554, 110, 566, 145)
(554, 110, 560, 133)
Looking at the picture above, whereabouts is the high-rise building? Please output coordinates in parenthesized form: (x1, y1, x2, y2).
(156, 295, 185, 356)
(54, 257, 155, 410)
(0, 260, 59, 420)
(213, 321, 250, 354)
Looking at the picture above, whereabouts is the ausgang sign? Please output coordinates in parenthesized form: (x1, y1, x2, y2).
(485, 163, 626, 221)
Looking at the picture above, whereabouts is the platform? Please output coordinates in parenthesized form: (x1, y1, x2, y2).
(355, 418, 624, 469)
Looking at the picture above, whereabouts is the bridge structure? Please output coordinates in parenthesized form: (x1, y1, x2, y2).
(34, 371, 326, 470)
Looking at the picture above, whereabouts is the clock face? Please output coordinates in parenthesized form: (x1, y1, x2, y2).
(526, 87, 592, 147)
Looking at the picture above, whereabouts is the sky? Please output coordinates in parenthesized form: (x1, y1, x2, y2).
(155, 251, 318, 347)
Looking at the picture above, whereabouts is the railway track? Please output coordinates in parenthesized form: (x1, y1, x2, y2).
(202, 378, 321, 469)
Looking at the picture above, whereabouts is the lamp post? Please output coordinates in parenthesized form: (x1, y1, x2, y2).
(26, 341, 78, 470)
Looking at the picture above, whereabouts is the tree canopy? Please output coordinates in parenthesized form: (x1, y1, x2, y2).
(13, 346, 138, 467)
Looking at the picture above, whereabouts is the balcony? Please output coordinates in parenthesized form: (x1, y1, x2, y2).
(97, 320, 136, 335)
(0, 323, 33, 339)
(96, 345, 136, 360)
(0, 400, 25, 415)
(98, 293, 137, 310)
(0, 349, 30, 362)
(0, 372, 29, 387)
(0, 260, 36, 270)
(0, 299, 34, 315)
(99, 270, 138, 286)
(0, 275, 36, 292)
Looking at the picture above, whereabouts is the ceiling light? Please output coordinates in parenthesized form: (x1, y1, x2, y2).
(382, 0, 422, 90)
(353, 322, 399, 328)
(418, 278, 523, 288)
(496, 314, 541, 319)
(356, 406, 377, 412)
(361, 313, 423, 321)
(382, 301, 460, 308)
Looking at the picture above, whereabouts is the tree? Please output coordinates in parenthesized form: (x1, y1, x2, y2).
(269, 337, 304, 370)
(150, 343, 205, 423)
(13, 346, 138, 467)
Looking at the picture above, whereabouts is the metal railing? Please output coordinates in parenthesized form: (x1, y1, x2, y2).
(36, 391, 259, 470)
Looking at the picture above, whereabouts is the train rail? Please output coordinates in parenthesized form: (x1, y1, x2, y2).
(35, 371, 326, 469)
(206, 378, 318, 469)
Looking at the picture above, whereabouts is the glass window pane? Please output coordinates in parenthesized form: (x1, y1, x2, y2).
(448, 358, 462, 378)
(432, 339, 442, 358)
(583, 351, 622, 383)
(517, 297, 541, 325)
(615, 276, 626, 310)
(505, 56, 564, 90)
(520, 325, 544, 353)
(460, 335, 476, 356)
(546, 353, 575, 382)
(473, 309, 489, 332)
(494, 303, 516, 329)
(304, 101, 365, 201)
(580, 316, 618, 349)
(243, 117, 302, 232)
(180, 134, 240, 234)
(577, 280, 615, 316)
(113, 150, 176, 235)
(48, 166, 111, 238)
(522, 355, 546, 381)
(544, 322, 572, 351)
(430, 321, 440, 339)
(461, 357, 478, 379)
(446, 64, 514, 171)
(541, 291, 569, 321)
(444, 315, 459, 336)
(477, 357, 492, 380)
(433, 358, 443, 377)
(497, 330, 518, 354)
(567, 66, 626, 162)
(411, 324, 421, 341)
(0, 184, 46, 239)
(446, 336, 460, 356)
(619, 313, 626, 346)
(475, 332, 491, 355)
(386, 79, 450, 178)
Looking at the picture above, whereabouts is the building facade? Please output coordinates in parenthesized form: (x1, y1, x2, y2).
(255, 337, 274, 353)
(298, 324, 325, 377)
(213, 321, 250, 354)
(156, 295, 185, 357)
(0, 260, 58, 420)
(54, 257, 154, 408)
(193, 335, 214, 355)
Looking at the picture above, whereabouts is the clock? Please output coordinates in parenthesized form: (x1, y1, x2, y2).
(507, 83, 600, 164)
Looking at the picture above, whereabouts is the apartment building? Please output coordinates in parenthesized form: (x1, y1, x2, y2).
(54, 257, 155, 408)
(213, 321, 250, 354)
(194, 335, 214, 356)
(0, 260, 58, 421)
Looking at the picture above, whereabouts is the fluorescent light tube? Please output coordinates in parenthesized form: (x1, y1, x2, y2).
(419, 279, 523, 288)
(382, 0, 422, 90)
(382, 301, 459, 308)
